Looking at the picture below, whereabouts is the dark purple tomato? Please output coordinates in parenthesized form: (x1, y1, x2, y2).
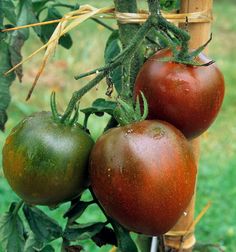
(134, 49, 225, 139)
(89, 120, 197, 235)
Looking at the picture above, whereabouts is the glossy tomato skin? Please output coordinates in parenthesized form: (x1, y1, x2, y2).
(2, 112, 94, 206)
(134, 49, 225, 139)
(89, 120, 197, 236)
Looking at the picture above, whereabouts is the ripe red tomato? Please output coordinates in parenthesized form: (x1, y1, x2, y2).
(2, 112, 94, 206)
(89, 120, 197, 235)
(134, 49, 225, 139)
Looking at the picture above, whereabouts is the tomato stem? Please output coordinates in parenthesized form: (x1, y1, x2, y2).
(50, 92, 61, 122)
(88, 186, 111, 221)
(74, 60, 121, 80)
(91, 18, 115, 32)
(63, 16, 154, 122)
(60, 71, 107, 123)
(147, 0, 161, 16)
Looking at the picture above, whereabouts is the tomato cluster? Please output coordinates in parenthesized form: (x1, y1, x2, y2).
(89, 49, 224, 235)
(2, 48, 224, 236)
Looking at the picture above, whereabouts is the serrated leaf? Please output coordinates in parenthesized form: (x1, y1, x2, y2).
(23, 205, 62, 243)
(40, 7, 73, 49)
(0, 202, 25, 252)
(9, 0, 41, 82)
(110, 220, 138, 252)
(63, 222, 106, 241)
(81, 98, 116, 116)
(104, 30, 122, 94)
(63, 201, 91, 224)
(0, 41, 16, 131)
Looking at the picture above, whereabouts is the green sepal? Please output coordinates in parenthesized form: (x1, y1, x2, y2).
(153, 56, 215, 67)
(50, 92, 61, 122)
(189, 33, 213, 59)
(113, 92, 148, 126)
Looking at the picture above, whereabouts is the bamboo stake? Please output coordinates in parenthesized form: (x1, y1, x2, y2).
(164, 0, 213, 251)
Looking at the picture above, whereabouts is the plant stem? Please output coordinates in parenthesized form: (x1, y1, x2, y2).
(74, 60, 121, 80)
(91, 18, 115, 31)
(147, 0, 161, 16)
(103, 117, 118, 132)
(65, 15, 153, 121)
(114, 0, 144, 100)
(115, 15, 154, 100)
(61, 72, 106, 122)
(89, 187, 110, 220)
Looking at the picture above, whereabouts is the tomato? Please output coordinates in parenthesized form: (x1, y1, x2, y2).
(134, 49, 225, 139)
(2, 112, 94, 206)
(89, 120, 197, 235)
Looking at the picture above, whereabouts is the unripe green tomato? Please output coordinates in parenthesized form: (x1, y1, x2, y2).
(2, 112, 94, 206)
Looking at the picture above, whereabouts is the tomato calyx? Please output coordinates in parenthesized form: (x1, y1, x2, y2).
(168, 33, 215, 66)
(50, 92, 80, 127)
(113, 92, 148, 126)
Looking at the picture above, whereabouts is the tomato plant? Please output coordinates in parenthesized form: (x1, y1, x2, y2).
(89, 120, 197, 235)
(2, 111, 94, 206)
(134, 48, 225, 139)
(0, 0, 224, 251)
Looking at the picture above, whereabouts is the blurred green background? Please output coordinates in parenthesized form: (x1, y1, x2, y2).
(0, 0, 236, 251)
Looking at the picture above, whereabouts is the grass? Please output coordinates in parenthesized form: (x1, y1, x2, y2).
(1, 0, 236, 251)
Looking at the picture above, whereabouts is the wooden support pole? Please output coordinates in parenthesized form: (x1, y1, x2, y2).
(164, 0, 213, 251)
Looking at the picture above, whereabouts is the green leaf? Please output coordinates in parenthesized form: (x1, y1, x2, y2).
(24, 231, 55, 252)
(40, 7, 73, 49)
(9, 0, 41, 82)
(110, 220, 138, 252)
(0, 1, 4, 26)
(81, 98, 116, 117)
(24, 231, 44, 252)
(63, 201, 91, 224)
(0, 203, 25, 252)
(32, 0, 49, 12)
(0, 41, 16, 131)
(63, 222, 106, 241)
(23, 205, 63, 243)
(104, 30, 122, 94)
(2, 0, 17, 24)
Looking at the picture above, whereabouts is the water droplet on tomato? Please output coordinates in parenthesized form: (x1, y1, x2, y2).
(184, 88, 190, 94)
